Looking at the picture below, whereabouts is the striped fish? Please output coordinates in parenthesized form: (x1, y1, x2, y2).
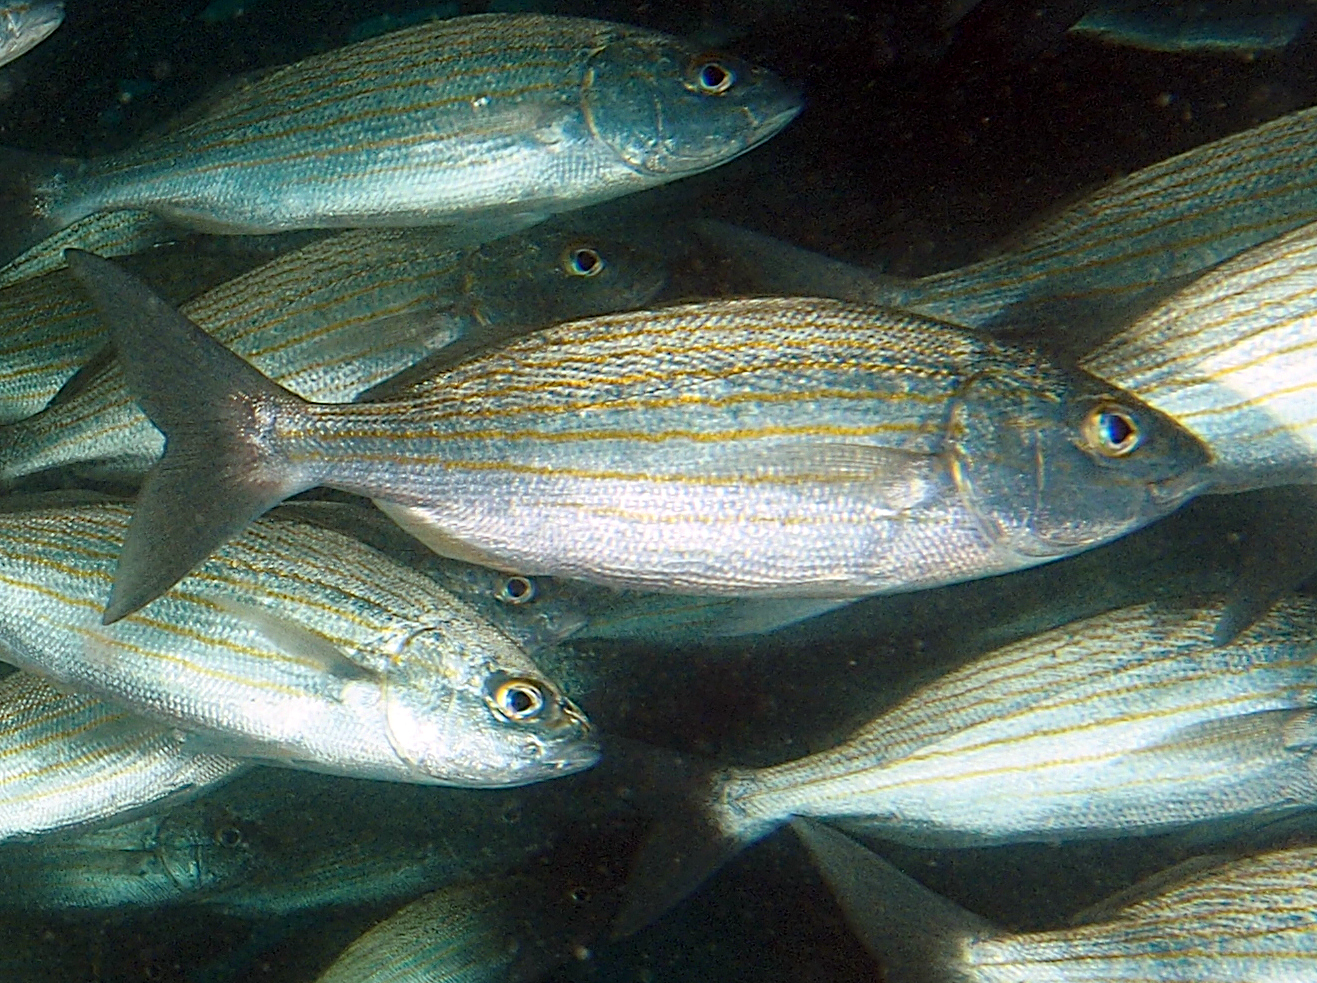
(0, 13, 800, 265)
(0, 222, 665, 484)
(797, 820, 1317, 983)
(315, 853, 622, 983)
(1082, 218, 1317, 492)
(698, 103, 1317, 344)
(0, 671, 243, 843)
(67, 254, 1212, 623)
(0, 210, 172, 290)
(0, 501, 596, 787)
(614, 596, 1317, 934)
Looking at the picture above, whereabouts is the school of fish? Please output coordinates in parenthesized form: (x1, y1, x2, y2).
(5, 3, 1317, 982)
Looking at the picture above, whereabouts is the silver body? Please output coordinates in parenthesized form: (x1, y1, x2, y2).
(0, 502, 596, 786)
(0, 210, 170, 289)
(0, 671, 243, 842)
(715, 598, 1317, 846)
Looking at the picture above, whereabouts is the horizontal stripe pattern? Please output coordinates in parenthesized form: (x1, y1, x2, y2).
(0, 210, 171, 290)
(1082, 219, 1317, 488)
(719, 597, 1317, 846)
(0, 671, 242, 841)
(971, 847, 1317, 982)
(0, 502, 578, 785)
(892, 105, 1317, 331)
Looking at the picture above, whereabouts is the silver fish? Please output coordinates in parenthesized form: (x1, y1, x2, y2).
(698, 103, 1317, 343)
(0, 501, 596, 786)
(797, 819, 1317, 983)
(615, 596, 1317, 933)
(0, 222, 665, 484)
(1069, 1, 1310, 56)
(67, 254, 1211, 623)
(0, 210, 172, 290)
(0, 1, 61, 70)
(1082, 218, 1317, 492)
(0, 13, 800, 264)
(0, 671, 243, 843)
(280, 500, 854, 650)
(315, 861, 621, 983)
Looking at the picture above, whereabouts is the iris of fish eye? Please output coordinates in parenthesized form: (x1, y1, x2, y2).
(695, 60, 734, 94)
(494, 678, 546, 720)
(497, 575, 536, 604)
(214, 826, 243, 848)
(564, 247, 603, 277)
(1086, 407, 1141, 457)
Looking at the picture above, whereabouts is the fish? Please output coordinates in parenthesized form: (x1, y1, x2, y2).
(696, 102, 1317, 346)
(1082, 218, 1317, 492)
(0, 1, 61, 70)
(67, 253, 1212, 624)
(0, 500, 597, 786)
(281, 500, 855, 651)
(0, 13, 801, 265)
(0, 222, 665, 485)
(0, 738, 648, 915)
(0, 210, 173, 290)
(1069, 1, 1311, 56)
(313, 858, 623, 983)
(0, 671, 244, 843)
(796, 819, 1317, 983)
(615, 596, 1317, 934)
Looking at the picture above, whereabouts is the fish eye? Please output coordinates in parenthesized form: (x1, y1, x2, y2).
(690, 58, 735, 95)
(1083, 405, 1142, 457)
(214, 826, 243, 848)
(491, 677, 548, 721)
(568, 885, 592, 903)
(497, 575, 536, 605)
(563, 246, 604, 277)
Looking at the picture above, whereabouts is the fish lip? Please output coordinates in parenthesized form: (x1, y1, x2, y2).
(1149, 468, 1213, 507)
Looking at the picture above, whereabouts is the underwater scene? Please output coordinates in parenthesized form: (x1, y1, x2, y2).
(3, 0, 1317, 980)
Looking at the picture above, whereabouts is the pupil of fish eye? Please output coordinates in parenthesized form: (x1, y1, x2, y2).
(567, 248, 602, 276)
(215, 827, 242, 847)
(1099, 411, 1138, 452)
(569, 885, 591, 903)
(698, 61, 732, 93)
(495, 679, 546, 719)
(498, 576, 536, 604)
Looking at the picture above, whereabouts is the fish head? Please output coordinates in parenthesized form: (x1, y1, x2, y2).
(422, 563, 591, 652)
(581, 33, 802, 177)
(949, 360, 1212, 557)
(383, 622, 600, 788)
(464, 227, 668, 327)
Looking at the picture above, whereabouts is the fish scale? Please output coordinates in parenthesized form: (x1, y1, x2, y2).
(0, 501, 596, 787)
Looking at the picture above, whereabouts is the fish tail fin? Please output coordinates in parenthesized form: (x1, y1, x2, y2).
(63, 249, 315, 624)
(792, 819, 997, 983)
(0, 148, 85, 267)
(609, 739, 776, 938)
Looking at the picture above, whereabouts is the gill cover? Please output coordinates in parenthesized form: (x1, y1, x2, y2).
(948, 366, 1210, 556)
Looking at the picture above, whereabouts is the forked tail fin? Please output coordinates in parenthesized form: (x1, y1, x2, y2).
(64, 250, 315, 623)
(792, 818, 998, 983)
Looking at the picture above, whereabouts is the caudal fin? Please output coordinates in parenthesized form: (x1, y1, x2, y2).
(610, 742, 777, 939)
(0, 148, 84, 268)
(64, 250, 314, 624)
(791, 819, 996, 983)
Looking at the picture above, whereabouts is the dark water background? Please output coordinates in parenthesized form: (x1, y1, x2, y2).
(2, 3, 1317, 982)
